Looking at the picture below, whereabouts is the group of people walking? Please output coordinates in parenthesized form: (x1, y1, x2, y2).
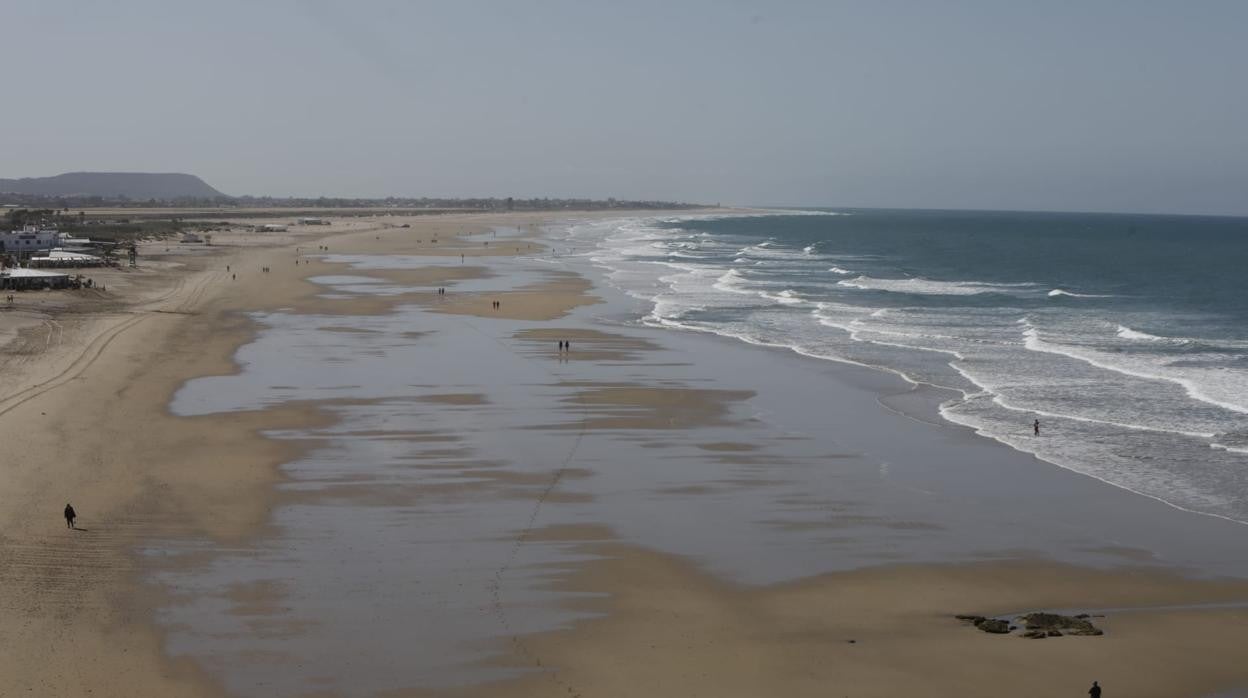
(557, 340, 572, 353)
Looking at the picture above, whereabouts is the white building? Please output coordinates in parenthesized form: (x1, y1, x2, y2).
(58, 234, 93, 248)
(29, 249, 107, 268)
(0, 227, 62, 254)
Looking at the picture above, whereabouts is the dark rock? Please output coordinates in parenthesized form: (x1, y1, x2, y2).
(956, 614, 987, 624)
(1016, 612, 1102, 636)
(1022, 630, 1048, 639)
(1047, 630, 1063, 637)
(977, 619, 1011, 634)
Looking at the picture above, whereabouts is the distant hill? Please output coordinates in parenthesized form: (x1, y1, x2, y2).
(0, 172, 226, 200)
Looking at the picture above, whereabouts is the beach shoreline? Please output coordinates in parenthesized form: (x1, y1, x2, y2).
(4, 210, 1248, 697)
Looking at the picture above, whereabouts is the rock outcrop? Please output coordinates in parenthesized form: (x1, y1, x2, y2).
(957, 611, 1103, 637)
(1016, 612, 1104, 636)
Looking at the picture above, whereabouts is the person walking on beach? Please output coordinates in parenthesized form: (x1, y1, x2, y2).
(1033, 419, 1041, 436)
(63, 503, 76, 529)
(1088, 680, 1101, 697)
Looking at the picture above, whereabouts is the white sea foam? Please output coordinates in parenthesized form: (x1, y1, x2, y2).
(1117, 325, 1177, 342)
(556, 212, 1248, 525)
(1022, 321, 1248, 416)
(713, 268, 752, 295)
(839, 275, 1037, 296)
(736, 241, 809, 261)
(766, 289, 807, 306)
(1212, 443, 1248, 455)
(1048, 288, 1110, 298)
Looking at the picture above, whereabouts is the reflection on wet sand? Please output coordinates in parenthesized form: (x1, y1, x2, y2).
(147, 225, 1248, 698)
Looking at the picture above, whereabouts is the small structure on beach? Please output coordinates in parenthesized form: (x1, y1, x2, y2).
(0, 267, 72, 290)
(28, 249, 108, 268)
(256, 224, 288, 232)
(298, 217, 328, 225)
(58, 234, 93, 248)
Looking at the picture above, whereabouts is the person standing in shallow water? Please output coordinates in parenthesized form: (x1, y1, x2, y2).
(63, 503, 76, 529)
(1034, 419, 1041, 436)
(1088, 680, 1101, 697)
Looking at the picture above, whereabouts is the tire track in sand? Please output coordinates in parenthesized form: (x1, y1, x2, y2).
(0, 269, 221, 419)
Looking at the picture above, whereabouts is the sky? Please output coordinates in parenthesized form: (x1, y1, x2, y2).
(4, 0, 1247, 215)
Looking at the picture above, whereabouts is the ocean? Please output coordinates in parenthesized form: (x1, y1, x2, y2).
(557, 208, 1248, 524)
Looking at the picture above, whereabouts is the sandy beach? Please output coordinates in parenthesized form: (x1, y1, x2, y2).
(3, 210, 1248, 698)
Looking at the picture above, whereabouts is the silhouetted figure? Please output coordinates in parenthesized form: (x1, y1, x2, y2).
(1089, 681, 1101, 698)
(565, 341, 571, 352)
(1034, 419, 1041, 436)
(64, 503, 76, 529)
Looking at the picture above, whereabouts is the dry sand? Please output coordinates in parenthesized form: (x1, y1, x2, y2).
(3, 210, 1248, 698)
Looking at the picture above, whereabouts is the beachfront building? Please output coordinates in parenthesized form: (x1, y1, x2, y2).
(256, 224, 288, 232)
(58, 233, 93, 249)
(298, 217, 328, 225)
(0, 227, 61, 254)
(28, 249, 108, 268)
(0, 267, 72, 290)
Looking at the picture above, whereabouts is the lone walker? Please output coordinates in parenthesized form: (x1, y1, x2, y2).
(1089, 680, 1101, 697)
(63, 503, 76, 530)
(1033, 419, 1041, 436)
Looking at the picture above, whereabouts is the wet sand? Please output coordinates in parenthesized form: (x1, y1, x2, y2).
(0, 212, 618, 696)
(417, 543, 1248, 698)
(5, 210, 1248, 698)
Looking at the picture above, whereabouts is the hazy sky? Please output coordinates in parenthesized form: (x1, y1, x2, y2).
(5, 0, 1247, 214)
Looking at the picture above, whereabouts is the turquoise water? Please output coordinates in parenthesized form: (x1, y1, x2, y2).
(562, 209, 1248, 522)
